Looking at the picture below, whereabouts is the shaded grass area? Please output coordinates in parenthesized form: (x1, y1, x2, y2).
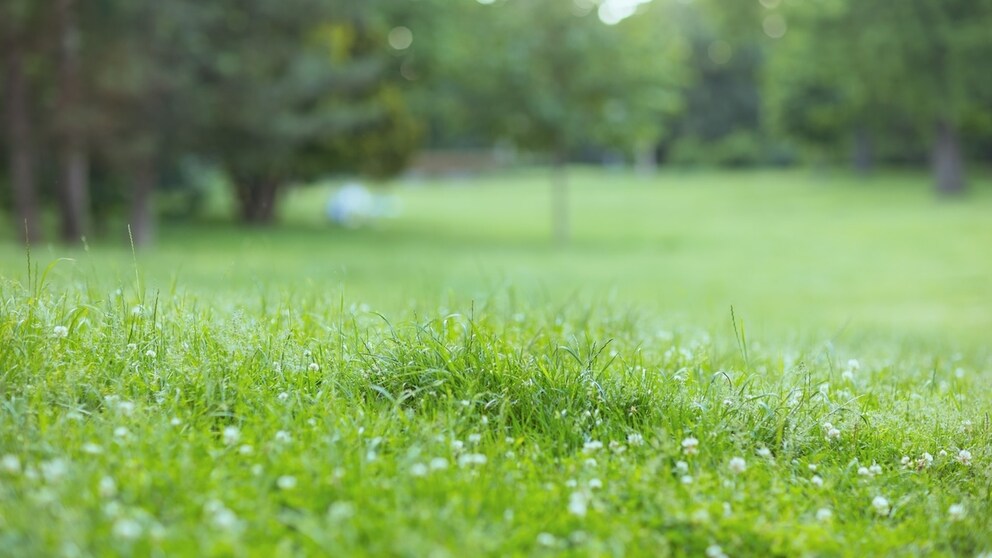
(0, 168, 991, 556)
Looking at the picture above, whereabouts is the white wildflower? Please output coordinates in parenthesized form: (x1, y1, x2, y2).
(113, 518, 143, 540)
(1, 454, 22, 474)
(99, 476, 117, 498)
(536, 533, 557, 547)
(588, 478, 602, 489)
(170, 417, 182, 427)
(145, 349, 156, 358)
(681, 475, 693, 484)
(429, 457, 449, 471)
(274, 430, 291, 443)
(706, 544, 727, 558)
(948, 503, 966, 522)
(276, 475, 297, 490)
(114, 427, 129, 438)
(675, 460, 689, 474)
(627, 433, 644, 446)
(957, 449, 972, 466)
(53, 326, 69, 339)
(757, 447, 772, 458)
(223, 426, 240, 445)
(468, 433, 482, 444)
(816, 507, 833, 522)
(681, 437, 699, 456)
(567, 491, 588, 517)
(869, 463, 882, 476)
(872, 496, 890, 516)
(41, 459, 68, 482)
(238, 445, 254, 455)
(82, 443, 103, 455)
(728, 457, 746, 475)
(457, 453, 487, 468)
(308, 362, 320, 372)
(811, 475, 823, 487)
(583, 440, 603, 453)
(409, 463, 428, 477)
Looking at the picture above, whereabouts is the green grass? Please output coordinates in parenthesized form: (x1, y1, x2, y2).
(1, 168, 990, 556)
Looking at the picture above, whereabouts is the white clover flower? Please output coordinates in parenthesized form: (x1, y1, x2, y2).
(238, 445, 254, 455)
(705, 544, 727, 558)
(675, 460, 689, 474)
(468, 433, 482, 444)
(609, 440, 627, 454)
(114, 427, 129, 438)
(565, 479, 578, 488)
(99, 476, 117, 498)
(222, 426, 240, 445)
(728, 457, 746, 475)
(274, 430, 291, 443)
(811, 475, 823, 487)
(410, 463, 428, 477)
(808, 463, 818, 472)
(451, 440, 464, 452)
(948, 503, 966, 522)
(857, 467, 871, 477)
(207, 502, 239, 530)
(536, 533, 557, 547)
(584, 458, 597, 468)
(277, 392, 289, 401)
(869, 463, 882, 476)
(170, 417, 182, 427)
(113, 518, 143, 540)
(681, 475, 693, 484)
(627, 433, 644, 446)
(872, 496, 890, 515)
(1, 455, 22, 474)
(957, 449, 972, 466)
(588, 478, 602, 490)
(583, 440, 603, 453)
(457, 453, 487, 468)
(567, 491, 588, 517)
(847, 359, 860, 371)
(429, 457, 449, 471)
(277, 475, 297, 490)
(938, 449, 948, 457)
(40, 459, 68, 482)
(816, 507, 833, 522)
(145, 349, 156, 358)
(900, 455, 911, 467)
(757, 447, 772, 458)
(53, 326, 69, 339)
(82, 443, 103, 455)
(308, 362, 320, 372)
(681, 437, 699, 456)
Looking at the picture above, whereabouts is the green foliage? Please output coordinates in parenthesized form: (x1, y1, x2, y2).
(1, 169, 991, 555)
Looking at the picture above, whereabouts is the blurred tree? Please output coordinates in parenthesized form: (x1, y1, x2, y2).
(770, 0, 992, 193)
(435, 0, 687, 243)
(0, 0, 44, 243)
(182, 0, 418, 224)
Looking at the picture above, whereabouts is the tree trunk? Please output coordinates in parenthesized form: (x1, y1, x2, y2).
(3, 43, 42, 243)
(236, 179, 279, 224)
(932, 118, 965, 196)
(635, 141, 658, 175)
(55, 0, 90, 244)
(128, 158, 156, 247)
(852, 126, 874, 174)
(551, 152, 569, 246)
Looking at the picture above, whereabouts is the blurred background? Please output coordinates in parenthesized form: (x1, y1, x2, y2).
(1, 0, 991, 338)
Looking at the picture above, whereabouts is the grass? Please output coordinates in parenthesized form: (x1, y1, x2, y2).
(0, 168, 990, 556)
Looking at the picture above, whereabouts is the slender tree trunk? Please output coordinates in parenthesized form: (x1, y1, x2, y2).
(128, 158, 156, 247)
(635, 140, 658, 176)
(852, 126, 874, 174)
(236, 179, 279, 224)
(3, 43, 42, 243)
(55, 0, 90, 244)
(551, 151, 569, 246)
(932, 117, 965, 196)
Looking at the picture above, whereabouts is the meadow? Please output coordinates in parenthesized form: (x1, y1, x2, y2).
(1, 168, 990, 556)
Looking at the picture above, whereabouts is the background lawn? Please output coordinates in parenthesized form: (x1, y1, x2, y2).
(1, 169, 990, 556)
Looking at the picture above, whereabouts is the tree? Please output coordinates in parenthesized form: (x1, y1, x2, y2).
(770, 0, 992, 193)
(0, 0, 43, 243)
(435, 0, 687, 244)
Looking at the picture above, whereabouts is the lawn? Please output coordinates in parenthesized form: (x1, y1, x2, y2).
(1, 168, 990, 556)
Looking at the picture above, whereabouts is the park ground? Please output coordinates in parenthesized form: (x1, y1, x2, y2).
(1, 168, 991, 556)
